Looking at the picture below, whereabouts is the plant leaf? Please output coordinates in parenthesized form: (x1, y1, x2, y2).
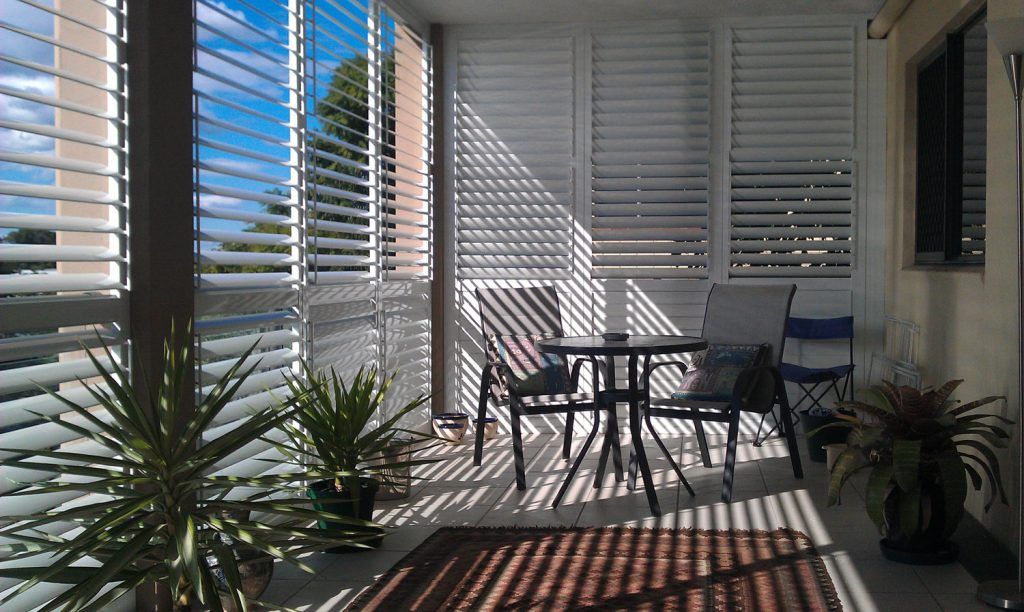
(865, 463, 893, 532)
(892, 438, 922, 492)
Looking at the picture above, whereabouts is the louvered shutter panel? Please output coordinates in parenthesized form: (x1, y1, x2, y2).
(961, 20, 986, 259)
(454, 36, 574, 279)
(193, 0, 301, 487)
(305, 0, 382, 377)
(729, 26, 855, 278)
(591, 29, 710, 279)
(0, 1, 129, 608)
(380, 9, 432, 417)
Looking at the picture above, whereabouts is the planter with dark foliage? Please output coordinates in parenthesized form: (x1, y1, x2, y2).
(308, 478, 384, 553)
(278, 363, 445, 553)
(820, 380, 1011, 564)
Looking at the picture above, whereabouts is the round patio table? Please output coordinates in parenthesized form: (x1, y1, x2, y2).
(536, 335, 707, 516)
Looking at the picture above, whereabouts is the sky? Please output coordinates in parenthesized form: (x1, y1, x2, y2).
(1, 0, 390, 246)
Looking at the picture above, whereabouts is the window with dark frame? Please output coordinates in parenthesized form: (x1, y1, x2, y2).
(914, 11, 987, 264)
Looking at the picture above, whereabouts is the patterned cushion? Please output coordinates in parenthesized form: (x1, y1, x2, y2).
(670, 344, 767, 402)
(488, 333, 570, 396)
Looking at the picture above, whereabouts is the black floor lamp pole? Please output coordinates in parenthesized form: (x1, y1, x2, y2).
(978, 15, 1024, 610)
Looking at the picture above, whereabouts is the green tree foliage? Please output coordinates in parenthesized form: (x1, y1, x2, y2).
(0, 228, 56, 274)
(204, 53, 395, 275)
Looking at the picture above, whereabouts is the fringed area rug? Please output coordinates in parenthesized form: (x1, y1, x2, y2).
(348, 526, 842, 611)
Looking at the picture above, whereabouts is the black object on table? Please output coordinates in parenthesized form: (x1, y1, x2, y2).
(536, 334, 708, 516)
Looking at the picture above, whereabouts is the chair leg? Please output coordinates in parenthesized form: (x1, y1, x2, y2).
(554, 408, 600, 508)
(474, 370, 491, 467)
(646, 411, 694, 497)
(563, 411, 575, 461)
(510, 410, 527, 491)
(627, 445, 638, 491)
(780, 391, 804, 480)
(721, 407, 742, 503)
(693, 419, 712, 468)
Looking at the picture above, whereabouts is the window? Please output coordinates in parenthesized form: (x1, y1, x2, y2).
(914, 11, 986, 264)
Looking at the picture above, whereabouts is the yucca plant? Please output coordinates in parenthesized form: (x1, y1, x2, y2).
(0, 324, 373, 611)
(824, 380, 1011, 554)
(275, 362, 441, 548)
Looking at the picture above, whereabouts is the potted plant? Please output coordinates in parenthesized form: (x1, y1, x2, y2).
(277, 362, 440, 552)
(800, 405, 852, 463)
(824, 379, 1012, 564)
(0, 324, 373, 611)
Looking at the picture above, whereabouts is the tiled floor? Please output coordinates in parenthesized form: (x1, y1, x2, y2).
(263, 432, 987, 611)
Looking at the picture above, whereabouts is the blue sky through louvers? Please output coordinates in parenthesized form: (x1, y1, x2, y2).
(2, 0, 380, 241)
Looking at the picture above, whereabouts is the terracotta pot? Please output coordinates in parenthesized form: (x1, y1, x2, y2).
(432, 413, 469, 444)
(474, 417, 499, 440)
(217, 548, 274, 611)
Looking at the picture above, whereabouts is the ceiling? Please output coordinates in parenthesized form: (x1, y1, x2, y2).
(400, 0, 888, 25)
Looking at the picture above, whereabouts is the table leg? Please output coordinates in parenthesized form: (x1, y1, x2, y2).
(595, 355, 618, 488)
(627, 354, 660, 515)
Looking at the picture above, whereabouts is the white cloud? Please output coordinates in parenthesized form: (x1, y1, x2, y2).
(196, 1, 260, 44)
(0, 126, 53, 155)
(0, 73, 55, 97)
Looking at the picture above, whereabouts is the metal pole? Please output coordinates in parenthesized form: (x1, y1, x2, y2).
(979, 52, 1024, 610)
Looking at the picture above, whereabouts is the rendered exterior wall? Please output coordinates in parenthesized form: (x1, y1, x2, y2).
(884, 0, 1024, 546)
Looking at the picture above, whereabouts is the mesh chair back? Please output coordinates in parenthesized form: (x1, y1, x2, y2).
(786, 316, 854, 340)
(476, 286, 564, 338)
(701, 283, 797, 368)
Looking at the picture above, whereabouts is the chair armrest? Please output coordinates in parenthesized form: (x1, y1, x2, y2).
(642, 360, 688, 382)
(569, 356, 603, 392)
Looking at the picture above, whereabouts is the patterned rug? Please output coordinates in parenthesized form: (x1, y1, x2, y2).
(348, 526, 842, 611)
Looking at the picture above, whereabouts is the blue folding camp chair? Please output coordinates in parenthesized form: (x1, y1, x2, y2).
(753, 316, 855, 446)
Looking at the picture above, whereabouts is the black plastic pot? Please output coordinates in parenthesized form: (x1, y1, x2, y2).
(879, 478, 961, 564)
(799, 411, 850, 463)
(308, 479, 384, 553)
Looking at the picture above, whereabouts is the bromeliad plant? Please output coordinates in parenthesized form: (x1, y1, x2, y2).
(0, 324, 371, 611)
(276, 362, 441, 505)
(825, 380, 1011, 552)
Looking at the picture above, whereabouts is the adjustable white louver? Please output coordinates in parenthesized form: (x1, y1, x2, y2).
(728, 25, 856, 278)
(454, 35, 574, 280)
(590, 29, 710, 279)
(0, 1, 129, 608)
(193, 0, 303, 494)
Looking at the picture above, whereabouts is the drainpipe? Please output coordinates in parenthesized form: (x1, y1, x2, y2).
(868, 0, 914, 38)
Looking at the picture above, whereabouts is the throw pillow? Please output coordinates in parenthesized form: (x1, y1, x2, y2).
(671, 343, 767, 402)
(488, 333, 570, 396)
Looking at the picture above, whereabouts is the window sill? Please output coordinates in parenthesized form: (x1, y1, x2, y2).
(904, 262, 984, 273)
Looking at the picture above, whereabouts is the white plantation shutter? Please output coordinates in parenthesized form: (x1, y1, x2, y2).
(728, 25, 856, 278)
(305, 0, 378, 288)
(0, 1, 129, 608)
(379, 8, 432, 416)
(590, 29, 710, 279)
(193, 0, 301, 483)
(304, 0, 383, 380)
(454, 35, 574, 279)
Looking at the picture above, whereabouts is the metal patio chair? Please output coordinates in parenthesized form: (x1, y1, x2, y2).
(639, 283, 803, 503)
(473, 286, 623, 491)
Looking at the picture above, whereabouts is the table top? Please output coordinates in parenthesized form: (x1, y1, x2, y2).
(535, 335, 707, 356)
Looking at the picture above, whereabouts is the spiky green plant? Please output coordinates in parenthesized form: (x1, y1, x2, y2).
(823, 380, 1011, 547)
(0, 324, 372, 611)
(276, 361, 440, 497)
